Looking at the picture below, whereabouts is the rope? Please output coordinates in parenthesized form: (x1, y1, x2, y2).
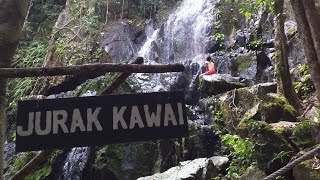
(263, 145, 320, 180)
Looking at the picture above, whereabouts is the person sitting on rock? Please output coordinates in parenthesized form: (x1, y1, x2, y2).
(199, 56, 216, 79)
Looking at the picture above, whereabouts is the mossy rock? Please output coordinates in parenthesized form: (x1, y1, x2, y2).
(231, 52, 255, 76)
(240, 165, 266, 180)
(257, 93, 298, 123)
(92, 142, 159, 180)
(219, 83, 277, 133)
(239, 120, 295, 174)
(293, 158, 320, 180)
(292, 120, 320, 148)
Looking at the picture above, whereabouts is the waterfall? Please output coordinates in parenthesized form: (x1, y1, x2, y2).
(136, 0, 216, 92)
(139, 0, 215, 64)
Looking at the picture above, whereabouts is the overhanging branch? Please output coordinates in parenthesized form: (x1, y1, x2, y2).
(1, 57, 185, 78)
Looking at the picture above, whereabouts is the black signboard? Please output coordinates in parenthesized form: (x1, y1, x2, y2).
(16, 91, 188, 152)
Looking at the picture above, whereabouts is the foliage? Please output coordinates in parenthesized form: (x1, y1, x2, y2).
(25, 163, 52, 180)
(24, 150, 63, 180)
(248, 39, 263, 50)
(5, 152, 37, 177)
(6, 41, 48, 108)
(213, 33, 225, 46)
(292, 120, 317, 147)
(301, 64, 310, 76)
(95, 145, 124, 179)
(294, 64, 314, 98)
(225, 0, 275, 19)
(220, 134, 256, 179)
(270, 150, 293, 163)
(74, 73, 117, 96)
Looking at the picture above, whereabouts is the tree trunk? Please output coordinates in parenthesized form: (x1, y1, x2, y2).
(274, 0, 302, 113)
(290, 0, 320, 101)
(105, 0, 109, 24)
(0, 61, 185, 78)
(121, 0, 125, 19)
(0, 0, 30, 178)
(301, 0, 320, 64)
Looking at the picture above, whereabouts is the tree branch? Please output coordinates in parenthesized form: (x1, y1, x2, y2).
(101, 57, 143, 95)
(0, 58, 185, 78)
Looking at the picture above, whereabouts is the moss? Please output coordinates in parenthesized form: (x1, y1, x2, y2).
(94, 145, 124, 179)
(292, 120, 319, 148)
(240, 120, 294, 174)
(259, 93, 297, 123)
(294, 158, 320, 180)
(231, 52, 255, 76)
(129, 143, 158, 179)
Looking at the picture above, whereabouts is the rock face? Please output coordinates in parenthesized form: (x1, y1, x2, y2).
(101, 20, 144, 63)
(137, 156, 229, 180)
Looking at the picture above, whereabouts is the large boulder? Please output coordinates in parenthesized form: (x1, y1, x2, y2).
(291, 120, 320, 148)
(256, 93, 298, 123)
(219, 82, 277, 132)
(200, 74, 246, 96)
(239, 121, 295, 174)
(240, 165, 266, 180)
(101, 20, 144, 62)
(137, 156, 229, 180)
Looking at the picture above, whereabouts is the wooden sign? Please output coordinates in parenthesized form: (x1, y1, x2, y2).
(16, 91, 188, 152)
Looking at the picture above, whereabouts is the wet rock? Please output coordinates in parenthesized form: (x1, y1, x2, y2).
(156, 122, 220, 172)
(255, 51, 272, 82)
(231, 52, 256, 79)
(137, 156, 229, 180)
(199, 74, 246, 96)
(101, 21, 144, 62)
(83, 142, 159, 180)
(234, 30, 249, 47)
(305, 106, 320, 123)
(4, 142, 16, 171)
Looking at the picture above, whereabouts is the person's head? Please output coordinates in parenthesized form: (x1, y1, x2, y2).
(206, 56, 212, 62)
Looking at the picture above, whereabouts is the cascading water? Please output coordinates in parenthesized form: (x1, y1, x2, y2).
(136, 0, 216, 92)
